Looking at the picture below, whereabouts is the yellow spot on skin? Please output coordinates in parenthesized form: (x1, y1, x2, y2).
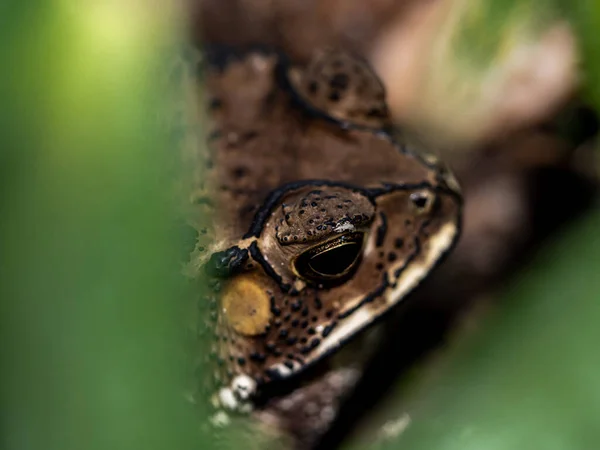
(222, 276, 271, 336)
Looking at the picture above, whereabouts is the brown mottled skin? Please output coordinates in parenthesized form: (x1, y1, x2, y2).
(179, 45, 462, 433)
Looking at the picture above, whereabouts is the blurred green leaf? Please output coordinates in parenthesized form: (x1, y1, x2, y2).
(566, 0, 600, 105)
(450, 0, 558, 70)
(0, 3, 198, 450)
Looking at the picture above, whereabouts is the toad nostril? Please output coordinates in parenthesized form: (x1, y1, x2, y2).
(410, 192, 429, 210)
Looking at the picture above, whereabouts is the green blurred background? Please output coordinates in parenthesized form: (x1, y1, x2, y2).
(1, 1, 598, 450)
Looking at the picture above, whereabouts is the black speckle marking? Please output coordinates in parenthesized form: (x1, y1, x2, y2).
(366, 107, 385, 118)
(308, 81, 318, 94)
(314, 298, 323, 310)
(330, 73, 349, 90)
(375, 212, 388, 247)
(265, 342, 277, 354)
(322, 322, 337, 337)
(279, 329, 289, 339)
(387, 252, 397, 262)
(300, 338, 321, 354)
(232, 166, 248, 179)
(241, 130, 258, 142)
(265, 368, 284, 381)
(208, 97, 222, 110)
(270, 296, 281, 317)
(329, 91, 341, 102)
(394, 238, 404, 249)
(393, 238, 421, 279)
(249, 352, 266, 363)
(237, 357, 246, 366)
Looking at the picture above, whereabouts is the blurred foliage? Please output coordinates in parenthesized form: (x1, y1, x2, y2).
(447, 0, 558, 70)
(566, 0, 600, 105)
(0, 2, 198, 450)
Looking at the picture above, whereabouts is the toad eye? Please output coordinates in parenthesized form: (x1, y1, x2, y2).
(409, 190, 436, 214)
(293, 232, 364, 283)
